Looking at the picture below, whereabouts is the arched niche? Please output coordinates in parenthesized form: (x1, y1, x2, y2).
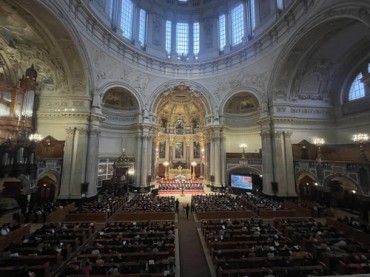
(223, 92, 259, 114)
(101, 87, 139, 111)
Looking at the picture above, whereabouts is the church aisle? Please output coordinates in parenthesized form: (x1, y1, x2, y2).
(177, 196, 212, 277)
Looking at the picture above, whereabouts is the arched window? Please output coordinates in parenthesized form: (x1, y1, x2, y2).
(249, 0, 256, 36)
(120, 0, 134, 40)
(176, 23, 189, 57)
(165, 20, 172, 56)
(231, 3, 245, 46)
(349, 72, 365, 101)
(276, 0, 284, 12)
(193, 22, 200, 58)
(218, 14, 226, 51)
(106, 0, 267, 60)
(138, 9, 146, 47)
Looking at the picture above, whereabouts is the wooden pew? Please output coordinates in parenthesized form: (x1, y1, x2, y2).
(64, 212, 108, 222)
(0, 224, 31, 252)
(217, 264, 325, 277)
(327, 218, 370, 248)
(111, 212, 175, 221)
(257, 209, 296, 218)
(45, 202, 76, 223)
(196, 211, 257, 220)
(0, 261, 51, 277)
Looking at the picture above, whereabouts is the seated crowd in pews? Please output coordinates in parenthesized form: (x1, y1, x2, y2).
(72, 194, 123, 217)
(336, 215, 370, 234)
(240, 193, 287, 211)
(1, 222, 20, 236)
(16, 202, 65, 224)
(0, 221, 94, 277)
(121, 194, 175, 212)
(275, 217, 370, 275)
(158, 180, 203, 191)
(0, 198, 177, 277)
(288, 199, 329, 217)
(201, 217, 329, 277)
(191, 194, 250, 212)
(191, 193, 289, 213)
(62, 221, 176, 276)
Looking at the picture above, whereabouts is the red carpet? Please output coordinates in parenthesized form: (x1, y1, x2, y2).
(158, 190, 205, 195)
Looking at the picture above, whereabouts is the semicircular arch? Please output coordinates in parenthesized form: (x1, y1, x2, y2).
(149, 80, 213, 116)
(267, 2, 370, 104)
(220, 88, 262, 115)
(97, 82, 145, 111)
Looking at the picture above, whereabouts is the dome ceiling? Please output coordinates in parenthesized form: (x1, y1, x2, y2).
(0, 0, 86, 96)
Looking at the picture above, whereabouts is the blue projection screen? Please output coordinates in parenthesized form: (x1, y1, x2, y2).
(230, 175, 253, 190)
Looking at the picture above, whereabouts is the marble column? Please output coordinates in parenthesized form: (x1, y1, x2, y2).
(85, 128, 100, 197)
(141, 131, 149, 187)
(210, 137, 215, 182)
(146, 134, 153, 183)
(59, 126, 89, 199)
(260, 128, 274, 196)
(220, 131, 226, 186)
(59, 127, 76, 199)
(277, 131, 296, 197)
(214, 129, 221, 186)
(261, 126, 297, 197)
(73, 127, 89, 195)
(135, 130, 142, 187)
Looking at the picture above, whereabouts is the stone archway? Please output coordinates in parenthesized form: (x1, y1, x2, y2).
(323, 174, 359, 210)
(152, 82, 211, 181)
(35, 173, 59, 204)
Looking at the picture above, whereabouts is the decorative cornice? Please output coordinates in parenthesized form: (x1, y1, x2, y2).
(38, 112, 91, 119)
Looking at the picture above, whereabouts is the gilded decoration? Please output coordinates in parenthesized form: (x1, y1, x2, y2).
(155, 82, 208, 166)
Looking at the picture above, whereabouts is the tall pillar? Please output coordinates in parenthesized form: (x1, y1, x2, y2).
(155, 141, 159, 178)
(214, 129, 221, 186)
(59, 126, 89, 199)
(282, 131, 296, 196)
(220, 131, 226, 185)
(274, 130, 296, 197)
(59, 127, 76, 199)
(146, 133, 153, 183)
(135, 130, 142, 187)
(85, 128, 100, 197)
(260, 128, 274, 196)
(210, 138, 215, 182)
(73, 127, 89, 195)
(140, 129, 149, 187)
(261, 125, 296, 197)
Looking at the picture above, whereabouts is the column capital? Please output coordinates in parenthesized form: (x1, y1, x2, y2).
(65, 127, 75, 135)
(90, 128, 101, 136)
(260, 130, 271, 139)
(77, 127, 88, 135)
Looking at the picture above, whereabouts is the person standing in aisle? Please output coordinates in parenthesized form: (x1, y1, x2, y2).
(185, 204, 190, 219)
